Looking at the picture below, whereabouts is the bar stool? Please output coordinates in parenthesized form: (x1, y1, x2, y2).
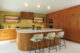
(30, 34, 44, 53)
(44, 32, 57, 53)
(56, 31, 66, 49)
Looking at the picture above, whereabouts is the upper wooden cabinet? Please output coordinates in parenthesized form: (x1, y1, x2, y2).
(20, 12, 33, 19)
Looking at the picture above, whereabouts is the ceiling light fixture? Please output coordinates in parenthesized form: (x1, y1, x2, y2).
(25, 3, 28, 7)
(47, 6, 51, 9)
(37, 4, 41, 8)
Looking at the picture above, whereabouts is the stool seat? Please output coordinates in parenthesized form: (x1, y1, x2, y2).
(30, 34, 43, 42)
(56, 32, 64, 38)
(44, 33, 55, 40)
(30, 38, 42, 42)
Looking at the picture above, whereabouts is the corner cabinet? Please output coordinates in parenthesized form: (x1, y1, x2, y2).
(20, 12, 33, 19)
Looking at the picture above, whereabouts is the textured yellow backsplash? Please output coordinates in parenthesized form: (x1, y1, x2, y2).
(0, 11, 46, 28)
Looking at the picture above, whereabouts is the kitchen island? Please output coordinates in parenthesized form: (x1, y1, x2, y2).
(17, 29, 62, 51)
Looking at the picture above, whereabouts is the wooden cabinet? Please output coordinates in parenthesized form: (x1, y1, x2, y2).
(47, 5, 80, 43)
(20, 12, 33, 19)
(68, 14, 80, 42)
(46, 16, 54, 28)
(46, 15, 61, 28)
(0, 29, 16, 41)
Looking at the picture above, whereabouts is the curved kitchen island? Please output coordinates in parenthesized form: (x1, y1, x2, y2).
(17, 29, 62, 51)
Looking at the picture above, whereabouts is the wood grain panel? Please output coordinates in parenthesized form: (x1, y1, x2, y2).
(0, 29, 16, 41)
(47, 5, 80, 43)
(20, 12, 33, 19)
(17, 32, 59, 51)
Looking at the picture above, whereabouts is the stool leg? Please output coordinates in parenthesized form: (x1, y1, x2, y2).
(42, 41, 44, 53)
(42, 40, 44, 53)
(38, 42, 41, 52)
(43, 39, 46, 53)
(49, 40, 51, 53)
(44, 39, 46, 47)
(64, 39, 66, 48)
(30, 42, 33, 53)
(54, 38, 57, 51)
(59, 38, 61, 49)
(35, 40, 37, 53)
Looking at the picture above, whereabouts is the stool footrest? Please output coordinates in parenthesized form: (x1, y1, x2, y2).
(48, 47, 57, 50)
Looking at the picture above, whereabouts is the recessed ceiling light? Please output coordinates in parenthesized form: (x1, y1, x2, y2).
(47, 6, 51, 9)
(37, 4, 41, 8)
(25, 3, 28, 7)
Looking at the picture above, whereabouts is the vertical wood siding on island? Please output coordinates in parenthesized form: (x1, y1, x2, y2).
(17, 32, 59, 51)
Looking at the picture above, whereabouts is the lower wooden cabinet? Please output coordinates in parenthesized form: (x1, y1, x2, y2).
(0, 29, 16, 41)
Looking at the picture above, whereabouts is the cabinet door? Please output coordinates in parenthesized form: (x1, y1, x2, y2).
(29, 13, 33, 19)
(71, 14, 80, 42)
(62, 14, 71, 39)
(67, 14, 80, 42)
(78, 15, 80, 42)
(46, 17, 49, 28)
(20, 12, 33, 19)
(46, 16, 51, 28)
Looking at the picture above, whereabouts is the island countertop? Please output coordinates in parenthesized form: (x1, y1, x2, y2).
(17, 28, 62, 33)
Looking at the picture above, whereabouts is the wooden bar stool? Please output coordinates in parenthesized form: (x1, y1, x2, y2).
(44, 32, 57, 53)
(30, 33, 44, 53)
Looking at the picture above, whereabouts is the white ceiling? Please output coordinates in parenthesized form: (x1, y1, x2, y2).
(0, 0, 80, 14)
